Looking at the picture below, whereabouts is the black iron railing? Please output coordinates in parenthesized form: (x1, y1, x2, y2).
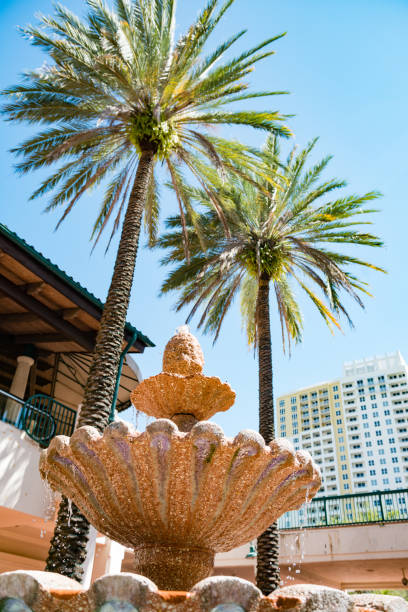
(278, 488, 408, 529)
(0, 389, 76, 446)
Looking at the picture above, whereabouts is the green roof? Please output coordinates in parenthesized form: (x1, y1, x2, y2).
(0, 223, 154, 348)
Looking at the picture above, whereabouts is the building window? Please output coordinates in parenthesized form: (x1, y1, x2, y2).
(279, 400, 285, 407)
(341, 464, 347, 470)
(368, 460, 375, 466)
(394, 467, 400, 473)
(383, 478, 389, 485)
(360, 397, 365, 402)
(333, 385, 339, 391)
(389, 438, 395, 444)
(372, 403, 377, 409)
(292, 405, 297, 412)
(361, 405, 367, 410)
(334, 394, 339, 399)
(335, 402, 340, 408)
(380, 458, 386, 465)
(381, 468, 388, 475)
(378, 376, 385, 382)
(344, 483, 350, 489)
(291, 397, 296, 404)
(357, 380, 363, 386)
(377, 440, 383, 446)
(371, 479, 377, 486)
(366, 441, 372, 447)
(342, 474, 348, 480)
(392, 457, 398, 463)
(362, 414, 368, 420)
(369, 470, 376, 476)
(364, 432, 370, 438)
(367, 450, 373, 456)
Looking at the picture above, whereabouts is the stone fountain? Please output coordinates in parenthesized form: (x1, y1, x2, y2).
(39, 327, 321, 592)
(2, 328, 408, 610)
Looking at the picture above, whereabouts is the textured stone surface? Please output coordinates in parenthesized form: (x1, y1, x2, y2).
(131, 327, 235, 423)
(272, 584, 354, 612)
(191, 576, 261, 611)
(0, 599, 33, 611)
(131, 372, 235, 422)
(0, 571, 82, 612)
(130, 326, 235, 424)
(162, 327, 205, 376)
(134, 545, 213, 591)
(352, 593, 408, 611)
(0, 573, 306, 611)
(40, 419, 320, 589)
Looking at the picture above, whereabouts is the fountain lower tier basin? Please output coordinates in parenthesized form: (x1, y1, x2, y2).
(39, 419, 321, 590)
(0, 572, 403, 611)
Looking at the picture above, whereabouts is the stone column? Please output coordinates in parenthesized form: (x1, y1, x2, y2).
(82, 525, 98, 588)
(5, 355, 35, 423)
(103, 539, 125, 575)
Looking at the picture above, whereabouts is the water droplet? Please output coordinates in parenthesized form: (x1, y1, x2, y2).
(67, 498, 73, 526)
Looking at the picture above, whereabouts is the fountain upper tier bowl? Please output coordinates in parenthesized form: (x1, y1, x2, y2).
(40, 418, 321, 590)
(130, 326, 236, 424)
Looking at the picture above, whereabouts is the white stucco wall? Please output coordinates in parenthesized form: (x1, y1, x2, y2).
(216, 522, 408, 568)
(0, 421, 55, 519)
(279, 523, 408, 563)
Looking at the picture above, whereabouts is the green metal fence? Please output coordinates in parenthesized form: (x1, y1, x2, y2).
(0, 390, 75, 447)
(22, 394, 76, 438)
(278, 488, 408, 529)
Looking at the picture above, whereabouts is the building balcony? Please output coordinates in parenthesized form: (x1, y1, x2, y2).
(0, 389, 76, 447)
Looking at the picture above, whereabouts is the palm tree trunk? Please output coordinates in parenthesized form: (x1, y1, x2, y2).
(45, 151, 155, 580)
(255, 275, 280, 595)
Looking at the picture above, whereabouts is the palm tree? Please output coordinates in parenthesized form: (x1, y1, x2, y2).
(2, 0, 290, 579)
(157, 135, 384, 594)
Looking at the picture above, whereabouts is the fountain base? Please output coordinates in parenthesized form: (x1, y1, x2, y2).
(133, 544, 214, 591)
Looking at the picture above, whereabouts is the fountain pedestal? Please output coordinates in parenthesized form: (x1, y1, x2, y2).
(134, 545, 213, 591)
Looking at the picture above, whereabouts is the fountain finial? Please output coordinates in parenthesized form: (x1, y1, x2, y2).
(162, 325, 204, 376)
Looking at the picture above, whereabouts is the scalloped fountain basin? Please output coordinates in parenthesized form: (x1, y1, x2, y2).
(40, 418, 321, 590)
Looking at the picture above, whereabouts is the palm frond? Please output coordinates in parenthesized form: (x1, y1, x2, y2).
(157, 134, 383, 350)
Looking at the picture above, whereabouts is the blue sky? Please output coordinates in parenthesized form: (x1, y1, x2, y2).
(0, 0, 407, 436)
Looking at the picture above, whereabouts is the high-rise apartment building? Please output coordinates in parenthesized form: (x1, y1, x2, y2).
(276, 351, 408, 496)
